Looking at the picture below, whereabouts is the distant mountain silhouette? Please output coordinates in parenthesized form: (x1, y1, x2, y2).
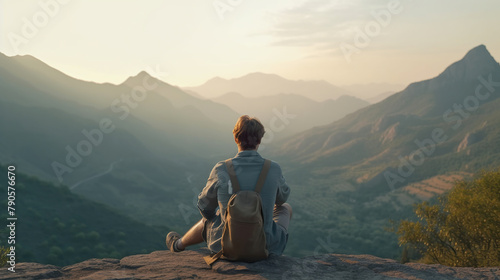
(185, 72, 352, 101)
(122, 71, 238, 126)
(342, 83, 404, 101)
(213, 93, 369, 138)
(365, 91, 395, 104)
(118, 70, 239, 148)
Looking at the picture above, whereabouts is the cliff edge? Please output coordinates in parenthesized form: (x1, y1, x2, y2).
(0, 249, 498, 280)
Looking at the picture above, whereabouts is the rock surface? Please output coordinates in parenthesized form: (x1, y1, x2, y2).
(1, 249, 499, 280)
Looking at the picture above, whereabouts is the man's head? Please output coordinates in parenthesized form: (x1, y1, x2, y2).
(233, 115, 265, 150)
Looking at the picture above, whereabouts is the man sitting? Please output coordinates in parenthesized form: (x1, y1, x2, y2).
(166, 115, 292, 257)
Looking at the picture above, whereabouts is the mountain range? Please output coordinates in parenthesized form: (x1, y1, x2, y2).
(212, 92, 369, 139)
(0, 52, 239, 230)
(268, 45, 500, 257)
(272, 44, 500, 179)
(1, 44, 499, 264)
(185, 72, 351, 101)
(185, 72, 402, 103)
(342, 83, 404, 102)
(0, 52, 237, 182)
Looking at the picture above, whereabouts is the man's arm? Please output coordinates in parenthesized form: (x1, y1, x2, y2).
(197, 164, 220, 220)
(275, 166, 290, 206)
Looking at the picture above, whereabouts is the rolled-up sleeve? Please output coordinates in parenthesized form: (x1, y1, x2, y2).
(197, 164, 220, 220)
(275, 166, 290, 206)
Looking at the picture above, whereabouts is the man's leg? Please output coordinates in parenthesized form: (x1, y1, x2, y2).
(273, 203, 292, 232)
(166, 218, 205, 252)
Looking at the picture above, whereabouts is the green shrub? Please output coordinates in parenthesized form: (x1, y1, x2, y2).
(397, 170, 500, 267)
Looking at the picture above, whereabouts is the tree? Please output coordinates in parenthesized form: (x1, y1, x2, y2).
(397, 170, 500, 267)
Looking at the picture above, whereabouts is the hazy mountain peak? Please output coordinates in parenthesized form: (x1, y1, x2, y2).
(463, 44, 490, 59)
(239, 72, 285, 80)
(122, 71, 159, 86)
(186, 72, 351, 101)
(461, 44, 497, 68)
(206, 76, 226, 83)
(438, 44, 499, 81)
(221, 91, 244, 98)
(132, 70, 154, 80)
(12, 53, 38, 61)
(137, 70, 152, 77)
(336, 95, 364, 102)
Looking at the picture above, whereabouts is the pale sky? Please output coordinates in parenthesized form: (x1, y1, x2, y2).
(1, 0, 500, 88)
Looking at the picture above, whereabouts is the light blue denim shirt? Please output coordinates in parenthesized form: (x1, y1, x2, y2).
(197, 150, 291, 255)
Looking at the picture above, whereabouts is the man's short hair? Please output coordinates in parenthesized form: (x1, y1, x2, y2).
(233, 115, 265, 150)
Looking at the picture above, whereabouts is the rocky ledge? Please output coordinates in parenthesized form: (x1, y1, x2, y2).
(0, 249, 498, 280)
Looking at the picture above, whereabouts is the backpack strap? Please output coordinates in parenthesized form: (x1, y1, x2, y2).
(203, 250, 223, 266)
(225, 159, 271, 193)
(225, 159, 241, 193)
(255, 160, 271, 193)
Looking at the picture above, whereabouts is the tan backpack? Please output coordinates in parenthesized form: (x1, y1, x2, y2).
(204, 159, 271, 266)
